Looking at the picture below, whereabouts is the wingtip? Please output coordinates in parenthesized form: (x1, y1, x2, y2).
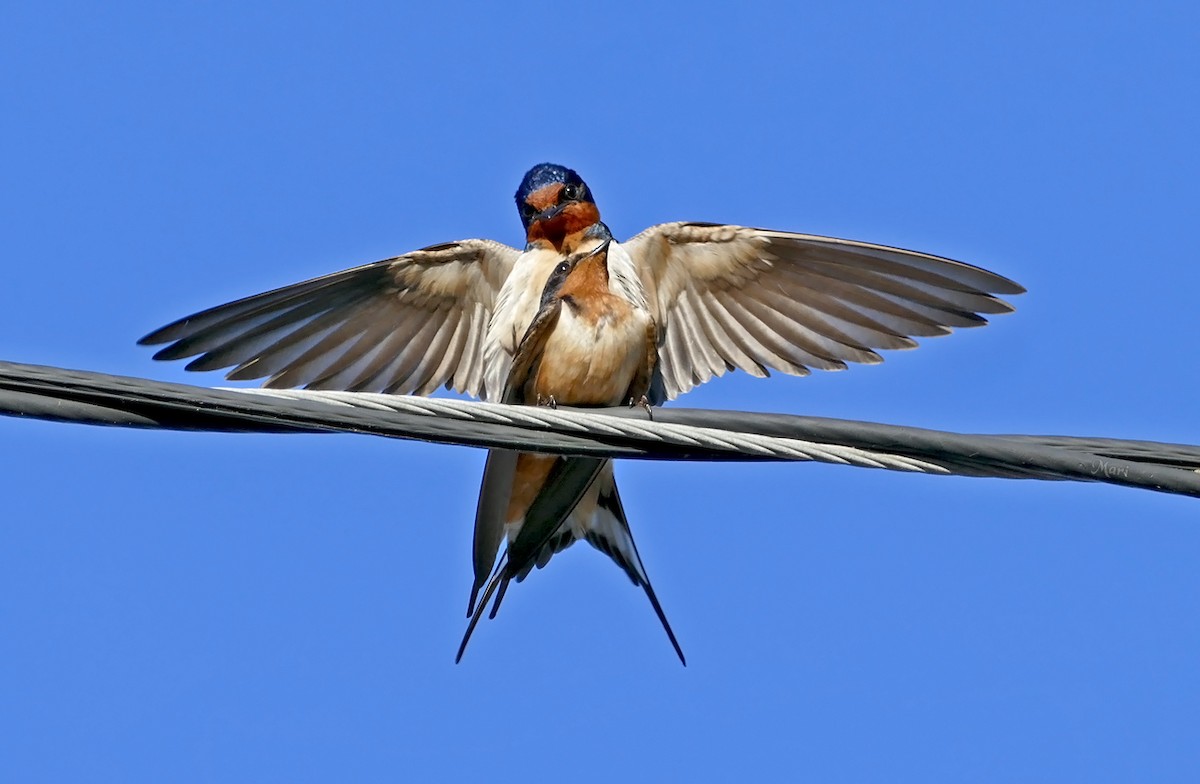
(137, 317, 194, 348)
(996, 278, 1028, 297)
(148, 340, 202, 363)
(153, 346, 188, 363)
(183, 354, 225, 373)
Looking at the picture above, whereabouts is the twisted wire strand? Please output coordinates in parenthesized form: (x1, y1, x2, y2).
(241, 389, 948, 473)
(1, 360, 1198, 498)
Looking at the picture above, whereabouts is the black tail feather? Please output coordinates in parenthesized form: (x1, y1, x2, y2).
(457, 554, 510, 664)
(459, 459, 686, 666)
(593, 476, 686, 666)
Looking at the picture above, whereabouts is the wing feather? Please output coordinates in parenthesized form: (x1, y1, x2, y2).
(626, 222, 1022, 399)
(694, 290, 771, 377)
(261, 299, 398, 389)
(666, 292, 727, 388)
(139, 239, 521, 398)
(220, 297, 386, 379)
(346, 319, 433, 393)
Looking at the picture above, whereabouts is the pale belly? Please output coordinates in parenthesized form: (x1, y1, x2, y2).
(534, 306, 650, 406)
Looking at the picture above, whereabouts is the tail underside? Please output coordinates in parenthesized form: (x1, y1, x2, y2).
(458, 458, 685, 665)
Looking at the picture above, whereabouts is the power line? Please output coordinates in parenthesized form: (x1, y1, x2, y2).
(2, 359, 1198, 498)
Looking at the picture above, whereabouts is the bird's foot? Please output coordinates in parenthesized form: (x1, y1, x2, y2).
(630, 394, 653, 421)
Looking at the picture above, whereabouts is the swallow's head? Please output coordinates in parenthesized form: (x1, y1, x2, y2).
(515, 163, 601, 250)
(538, 238, 613, 309)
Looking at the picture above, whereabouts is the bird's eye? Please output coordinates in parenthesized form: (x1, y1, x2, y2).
(521, 203, 537, 219)
(561, 183, 580, 201)
(555, 261, 570, 275)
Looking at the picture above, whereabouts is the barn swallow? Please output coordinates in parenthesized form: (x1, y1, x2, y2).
(138, 162, 1025, 663)
(457, 236, 683, 663)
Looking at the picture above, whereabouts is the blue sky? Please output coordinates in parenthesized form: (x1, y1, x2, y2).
(2, 2, 1198, 781)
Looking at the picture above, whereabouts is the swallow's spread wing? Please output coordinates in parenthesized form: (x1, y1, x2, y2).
(139, 239, 521, 398)
(623, 222, 1025, 401)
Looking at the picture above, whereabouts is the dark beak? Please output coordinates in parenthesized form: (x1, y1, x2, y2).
(533, 203, 568, 224)
(585, 238, 612, 260)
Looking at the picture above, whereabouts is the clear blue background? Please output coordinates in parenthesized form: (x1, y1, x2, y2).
(2, 2, 1198, 781)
